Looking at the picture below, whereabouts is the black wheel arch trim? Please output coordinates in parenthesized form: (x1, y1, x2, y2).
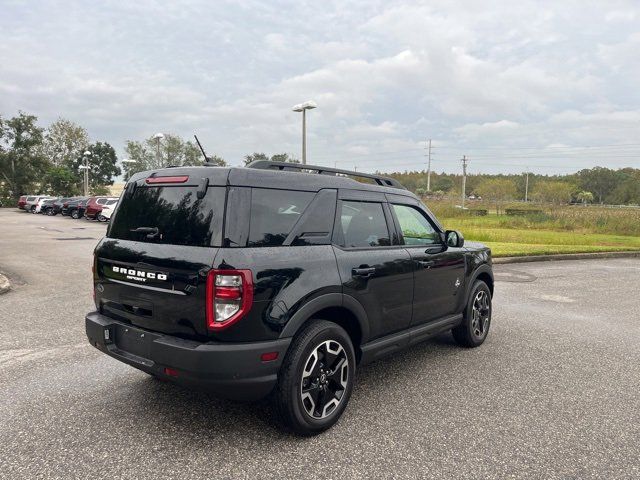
(467, 263, 494, 298)
(279, 293, 370, 343)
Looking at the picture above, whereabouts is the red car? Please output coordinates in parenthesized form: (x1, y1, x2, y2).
(17, 195, 28, 209)
(84, 196, 118, 220)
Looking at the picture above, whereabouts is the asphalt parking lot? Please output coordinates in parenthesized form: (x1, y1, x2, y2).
(0, 208, 638, 479)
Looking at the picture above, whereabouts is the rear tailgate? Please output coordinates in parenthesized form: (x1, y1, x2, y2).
(94, 169, 227, 340)
(95, 240, 217, 339)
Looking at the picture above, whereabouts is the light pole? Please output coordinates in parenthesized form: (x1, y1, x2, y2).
(292, 101, 317, 164)
(153, 133, 164, 164)
(79, 150, 92, 196)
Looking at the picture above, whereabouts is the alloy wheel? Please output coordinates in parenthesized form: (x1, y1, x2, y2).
(471, 290, 491, 339)
(300, 340, 349, 419)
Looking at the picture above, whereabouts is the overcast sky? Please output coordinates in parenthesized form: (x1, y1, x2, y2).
(1, 0, 639, 175)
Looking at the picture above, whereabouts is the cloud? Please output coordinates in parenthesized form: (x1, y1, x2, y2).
(0, 0, 639, 174)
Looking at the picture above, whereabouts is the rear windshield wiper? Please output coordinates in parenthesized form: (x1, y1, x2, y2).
(130, 226, 160, 239)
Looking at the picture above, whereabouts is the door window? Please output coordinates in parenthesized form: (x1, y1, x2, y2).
(391, 204, 439, 245)
(339, 201, 390, 247)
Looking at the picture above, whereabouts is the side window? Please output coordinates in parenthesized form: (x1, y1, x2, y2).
(248, 189, 315, 247)
(97, 198, 107, 205)
(391, 204, 439, 246)
(339, 201, 390, 248)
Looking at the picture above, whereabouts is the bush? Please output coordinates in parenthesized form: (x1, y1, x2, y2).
(468, 209, 488, 216)
(505, 208, 543, 216)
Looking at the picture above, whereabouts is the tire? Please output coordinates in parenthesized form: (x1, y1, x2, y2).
(452, 280, 492, 348)
(30, 206, 36, 213)
(273, 320, 356, 436)
(97, 214, 107, 222)
(71, 209, 79, 219)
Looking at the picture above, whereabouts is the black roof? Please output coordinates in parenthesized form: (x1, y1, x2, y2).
(129, 164, 417, 199)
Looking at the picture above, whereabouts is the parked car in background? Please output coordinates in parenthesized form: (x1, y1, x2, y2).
(62, 198, 86, 217)
(48, 197, 75, 216)
(17, 195, 28, 209)
(85, 196, 119, 220)
(96, 199, 118, 222)
(34, 197, 57, 214)
(73, 198, 90, 219)
(24, 195, 52, 213)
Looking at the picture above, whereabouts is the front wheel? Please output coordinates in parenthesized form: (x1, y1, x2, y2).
(273, 320, 355, 435)
(452, 280, 492, 348)
(71, 210, 79, 219)
(97, 214, 107, 222)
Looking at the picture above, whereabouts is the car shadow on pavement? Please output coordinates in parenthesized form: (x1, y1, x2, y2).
(118, 333, 463, 440)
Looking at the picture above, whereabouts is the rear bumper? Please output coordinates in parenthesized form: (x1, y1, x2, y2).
(86, 311, 291, 401)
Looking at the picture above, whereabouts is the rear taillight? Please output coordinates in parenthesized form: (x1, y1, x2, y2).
(205, 269, 254, 331)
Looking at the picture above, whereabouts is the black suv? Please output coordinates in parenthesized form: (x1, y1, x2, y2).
(86, 161, 493, 435)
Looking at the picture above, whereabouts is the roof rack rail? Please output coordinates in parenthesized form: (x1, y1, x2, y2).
(247, 160, 406, 189)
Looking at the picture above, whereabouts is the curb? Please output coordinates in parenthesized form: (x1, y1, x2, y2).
(493, 251, 640, 264)
(0, 273, 10, 294)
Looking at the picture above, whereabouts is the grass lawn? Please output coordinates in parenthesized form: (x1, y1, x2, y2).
(441, 217, 640, 257)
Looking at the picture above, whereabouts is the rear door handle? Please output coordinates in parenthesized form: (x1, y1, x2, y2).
(418, 260, 435, 269)
(352, 267, 376, 277)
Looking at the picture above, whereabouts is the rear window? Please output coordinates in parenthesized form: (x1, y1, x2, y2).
(108, 186, 225, 247)
(248, 188, 314, 247)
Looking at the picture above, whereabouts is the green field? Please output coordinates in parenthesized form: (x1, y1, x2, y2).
(432, 203, 640, 257)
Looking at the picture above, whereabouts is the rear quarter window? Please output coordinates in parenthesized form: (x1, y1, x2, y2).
(248, 188, 314, 247)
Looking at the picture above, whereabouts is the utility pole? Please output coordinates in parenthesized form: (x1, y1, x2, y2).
(425, 139, 432, 191)
(461, 155, 468, 209)
(524, 170, 529, 202)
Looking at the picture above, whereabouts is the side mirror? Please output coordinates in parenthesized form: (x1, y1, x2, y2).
(445, 230, 464, 248)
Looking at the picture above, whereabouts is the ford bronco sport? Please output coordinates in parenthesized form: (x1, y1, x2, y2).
(86, 161, 494, 435)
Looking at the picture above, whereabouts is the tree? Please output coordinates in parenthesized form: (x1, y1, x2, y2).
(244, 152, 269, 165)
(608, 172, 640, 205)
(69, 142, 120, 191)
(531, 180, 575, 204)
(41, 118, 89, 167)
(432, 177, 454, 192)
(270, 153, 300, 163)
(576, 191, 594, 205)
(0, 112, 47, 198)
(206, 154, 226, 166)
(243, 152, 299, 166)
(576, 167, 621, 204)
(123, 134, 225, 180)
(42, 166, 81, 196)
(474, 178, 517, 214)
